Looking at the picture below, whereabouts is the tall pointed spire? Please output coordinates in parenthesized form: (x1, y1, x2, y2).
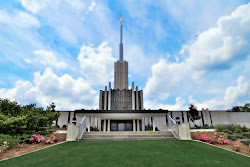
(119, 14, 123, 62)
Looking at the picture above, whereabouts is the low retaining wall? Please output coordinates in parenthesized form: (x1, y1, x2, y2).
(178, 123, 191, 140)
(66, 123, 79, 141)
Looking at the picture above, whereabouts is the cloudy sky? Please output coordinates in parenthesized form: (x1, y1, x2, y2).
(0, 0, 249, 110)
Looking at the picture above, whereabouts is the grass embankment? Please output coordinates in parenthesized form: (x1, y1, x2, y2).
(0, 140, 249, 167)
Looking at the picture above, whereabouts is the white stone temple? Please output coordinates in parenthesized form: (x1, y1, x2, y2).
(56, 15, 250, 141)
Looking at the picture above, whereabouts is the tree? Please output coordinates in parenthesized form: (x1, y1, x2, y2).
(187, 104, 201, 126)
(228, 103, 250, 112)
(242, 103, 250, 112)
(0, 98, 60, 136)
(47, 102, 56, 112)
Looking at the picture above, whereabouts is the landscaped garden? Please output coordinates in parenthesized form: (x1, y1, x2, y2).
(0, 98, 65, 160)
(1, 98, 249, 165)
(0, 140, 249, 167)
(191, 124, 250, 156)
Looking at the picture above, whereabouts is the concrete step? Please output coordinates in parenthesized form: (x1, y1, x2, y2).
(80, 131, 177, 141)
(80, 137, 176, 141)
(84, 131, 173, 135)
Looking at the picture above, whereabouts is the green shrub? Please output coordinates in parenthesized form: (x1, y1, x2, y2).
(242, 132, 250, 138)
(241, 125, 248, 132)
(234, 128, 243, 134)
(225, 125, 235, 132)
(0, 98, 60, 137)
(227, 135, 237, 141)
(240, 140, 250, 146)
(0, 134, 18, 149)
(215, 125, 226, 132)
(235, 133, 245, 139)
(222, 129, 233, 134)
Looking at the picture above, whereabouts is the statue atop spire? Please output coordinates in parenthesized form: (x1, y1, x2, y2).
(119, 14, 123, 62)
(120, 14, 123, 25)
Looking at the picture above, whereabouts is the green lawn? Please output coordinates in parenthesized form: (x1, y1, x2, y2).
(0, 140, 249, 167)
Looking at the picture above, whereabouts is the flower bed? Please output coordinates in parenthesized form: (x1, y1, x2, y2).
(191, 132, 250, 156)
(0, 133, 67, 160)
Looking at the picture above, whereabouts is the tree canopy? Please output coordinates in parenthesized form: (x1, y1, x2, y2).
(0, 98, 60, 136)
(187, 104, 201, 125)
(228, 103, 250, 112)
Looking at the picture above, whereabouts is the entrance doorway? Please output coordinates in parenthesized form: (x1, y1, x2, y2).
(111, 120, 133, 131)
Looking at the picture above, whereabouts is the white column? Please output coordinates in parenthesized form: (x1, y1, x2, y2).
(104, 86, 107, 110)
(99, 91, 103, 110)
(140, 91, 144, 110)
(108, 119, 110, 132)
(183, 111, 188, 123)
(137, 119, 140, 131)
(98, 118, 101, 131)
(133, 119, 136, 132)
(104, 119, 106, 132)
(108, 82, 111, 110)
(152, 117, 155, 132)
(142, 117, 145, 131)
(95, 117, 98, 128)
(136, 86, 139, 110)
(132, 82, 135, 110)
(88, 117, 91, 132)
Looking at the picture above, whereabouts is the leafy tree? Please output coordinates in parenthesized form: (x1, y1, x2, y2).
(228, 103, 250, 112)
(242, 103, 250, 112)
(0, 98, 60, 137)
(47, 102, 56, 112)
(187, 104, 201, 125)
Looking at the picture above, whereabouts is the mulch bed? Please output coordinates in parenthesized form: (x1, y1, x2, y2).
(191, 132, 250, 157)
(0, 133, 67, 160)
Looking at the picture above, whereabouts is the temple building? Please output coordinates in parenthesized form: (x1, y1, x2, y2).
(56, 15, 250, 141)
(75, 15, 162, 132)
(99, 16, 143, 111)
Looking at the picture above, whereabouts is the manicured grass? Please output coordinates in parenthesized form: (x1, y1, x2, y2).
(0, 140, 249, 167)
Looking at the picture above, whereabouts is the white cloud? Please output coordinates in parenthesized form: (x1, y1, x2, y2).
(144, 97, 186, 110)
(27, 50, 68, 69)
(189, 76, 250, 110)
(186, 3, 250, 78)
(0, 68, 97, 110)
(144, 3, 250, 100)
(158, 97, 186, 110)
(224, 76, 249, 107)
(144, 58, 185, 99)
(77, 42, 115, 85)
(144, 75, 249, 110)
(20, 0, 49, 14)
(88, 1, 96, 12)
(0, 10, 40, 28)
(20, 0, 111, 45)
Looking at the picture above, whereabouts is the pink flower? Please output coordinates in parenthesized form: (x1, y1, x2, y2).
(0, 150, 2, 152)
(30, 137, 34, 141)
(3, 141, 7, 145)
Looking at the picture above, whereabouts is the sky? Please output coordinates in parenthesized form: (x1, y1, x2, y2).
(0, 0, 250, 110)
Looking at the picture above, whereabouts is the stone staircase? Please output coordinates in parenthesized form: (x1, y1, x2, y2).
(80, 131, 176, 141)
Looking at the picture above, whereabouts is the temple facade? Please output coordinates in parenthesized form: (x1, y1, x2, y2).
(57, 16, 250, 141)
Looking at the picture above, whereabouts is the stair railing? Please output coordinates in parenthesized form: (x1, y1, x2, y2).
(168, 115, 179, 139)
(77, 116, 86, 141)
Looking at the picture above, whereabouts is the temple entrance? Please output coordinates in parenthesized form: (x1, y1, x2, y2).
(111, 120, 133, 131)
